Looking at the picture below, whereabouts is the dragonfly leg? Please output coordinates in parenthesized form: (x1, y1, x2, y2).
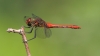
(24, 26, 31, 28)
(25, 27, 33, 33)
(27, 28, 37, 41)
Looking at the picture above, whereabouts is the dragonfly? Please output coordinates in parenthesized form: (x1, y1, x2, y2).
(24, 14, 81, 41)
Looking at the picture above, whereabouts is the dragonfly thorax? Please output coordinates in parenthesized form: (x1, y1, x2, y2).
(31, 18, 47, 27)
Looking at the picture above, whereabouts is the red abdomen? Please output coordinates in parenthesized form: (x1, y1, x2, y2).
(46, 23, 81, 29)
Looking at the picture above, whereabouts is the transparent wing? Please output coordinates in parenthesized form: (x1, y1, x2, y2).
(36, 27, 52, 39)
(44, 27, 52, 37)
(32, 13, 40, 19)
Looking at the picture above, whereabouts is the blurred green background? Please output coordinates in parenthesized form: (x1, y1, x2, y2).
(0, 0, 100, 56)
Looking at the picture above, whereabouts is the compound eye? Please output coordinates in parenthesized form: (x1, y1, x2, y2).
(26, 18, 31, 24)
(28, 18, 31, 21)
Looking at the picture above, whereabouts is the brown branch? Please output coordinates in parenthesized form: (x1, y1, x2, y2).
(7, 27, 31, 56)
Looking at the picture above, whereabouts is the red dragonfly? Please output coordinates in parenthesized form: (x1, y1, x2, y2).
(24, 14, 81, 41)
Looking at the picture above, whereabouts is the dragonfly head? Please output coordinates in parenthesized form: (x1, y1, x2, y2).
(26, 18, 32, 26)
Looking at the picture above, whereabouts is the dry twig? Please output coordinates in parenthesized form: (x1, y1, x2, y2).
(7, 27, 31, 56)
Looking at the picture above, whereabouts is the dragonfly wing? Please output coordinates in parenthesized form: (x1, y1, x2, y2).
(36, 27, 47, 39)
(35, 27, 51, 39)
(44, 27, 52, 38)
(32, 13, 40, 19)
